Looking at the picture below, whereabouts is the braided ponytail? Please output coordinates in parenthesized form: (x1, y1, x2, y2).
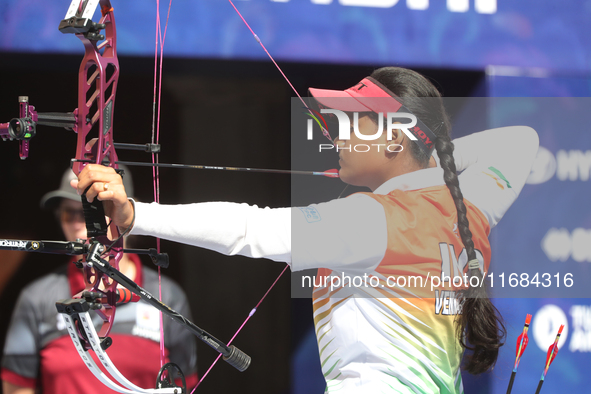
(371, 67, 506, 373)
(436, 133, 506, 374)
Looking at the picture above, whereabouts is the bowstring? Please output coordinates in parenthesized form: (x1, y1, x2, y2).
(150, 1, 314, 388)
(193, 3, 332, 388)
(152, 0, 172, 372)
(227, 0, 333, 144)
(191, 264, 290, 392)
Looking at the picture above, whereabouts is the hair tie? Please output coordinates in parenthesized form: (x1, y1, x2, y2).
(468, 259, 480, 270)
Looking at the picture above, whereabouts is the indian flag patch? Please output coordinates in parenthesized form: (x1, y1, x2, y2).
(483, 166, 512, 189)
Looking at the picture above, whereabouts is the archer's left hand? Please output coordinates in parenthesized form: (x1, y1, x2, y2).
(73, 164, 135, 231)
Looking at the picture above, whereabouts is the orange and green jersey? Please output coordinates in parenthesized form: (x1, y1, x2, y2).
(313, 184, 491, 393)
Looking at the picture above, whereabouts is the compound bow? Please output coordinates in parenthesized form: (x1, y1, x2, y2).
(0, 1, 257, 392)
(0, 0, 343, 392)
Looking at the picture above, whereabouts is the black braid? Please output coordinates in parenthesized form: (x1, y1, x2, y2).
(437, 135, 475, 255)
(370, 67, 506, 374)
(436, 134, 506, 374)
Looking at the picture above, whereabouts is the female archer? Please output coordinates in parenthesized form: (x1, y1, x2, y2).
(75, 67, 539, 393)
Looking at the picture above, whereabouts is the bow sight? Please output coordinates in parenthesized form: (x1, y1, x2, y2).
(0, 96, 160, 160)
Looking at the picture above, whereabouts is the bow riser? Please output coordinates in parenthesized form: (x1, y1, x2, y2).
(73, 2, 120, 176)
(67, 0, 124, 343)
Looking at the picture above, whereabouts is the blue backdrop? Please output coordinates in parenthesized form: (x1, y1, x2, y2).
(483, 71, 591, 394)
(1, 0, 590, 73)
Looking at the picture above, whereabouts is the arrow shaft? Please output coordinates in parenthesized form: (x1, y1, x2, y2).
(506, 371, 516, 394)
(73, 159, 339, 177)
(534, 379, 544, 394)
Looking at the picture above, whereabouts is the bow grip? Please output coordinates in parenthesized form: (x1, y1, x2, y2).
(81, 186, 108, 238)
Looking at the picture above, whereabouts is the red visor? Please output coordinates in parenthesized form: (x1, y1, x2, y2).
(308, 77, 403, 114)
(308, 76, 438, 155)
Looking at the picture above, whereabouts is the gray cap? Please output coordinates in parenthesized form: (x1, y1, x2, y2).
(40, 165, 134, 210)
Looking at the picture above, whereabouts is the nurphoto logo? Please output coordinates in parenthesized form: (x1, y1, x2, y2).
(306, 109, 420, 153)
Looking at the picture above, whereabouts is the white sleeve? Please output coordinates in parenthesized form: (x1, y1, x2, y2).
(131, 201, 292, 262)
(291, 194, 388, 272)
(454, 126, 539, 228)
(130, 194, 388, 272)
